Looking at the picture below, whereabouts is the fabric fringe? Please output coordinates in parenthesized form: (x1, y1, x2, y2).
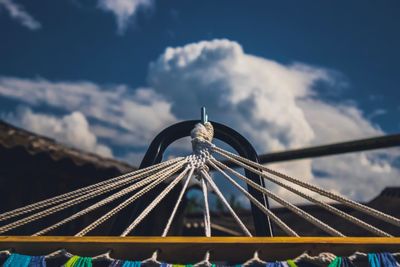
(1, 252, 399, 267)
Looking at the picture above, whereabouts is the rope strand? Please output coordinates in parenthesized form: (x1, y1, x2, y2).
(75, 159, 188, 236)
(212, 145, 400, 227)
(212, 149, 392, 237)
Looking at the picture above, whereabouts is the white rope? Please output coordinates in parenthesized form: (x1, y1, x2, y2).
(0, 157, 183, 222)
(33, 162, 183, 236)
(44, 249, 69, 260)
(194, 251, 212, 267)
(0, 249, 11, 256)
(162, 168, 195, 237)
(120, 166, 192, 236)
(141, 250, 161, 264)
(0, 159, 186, 234)
(200, 169, 252, 237)
(201, 176, 211, 237)
(293, 251, 336, 264)
(75, 159, 188, 236)
(242, 251, 266, 266)
(213, 148, 393, 237)
(210, 158, 344, 236)
(212, 145, 400, 227)
(208, 159, 299, 237)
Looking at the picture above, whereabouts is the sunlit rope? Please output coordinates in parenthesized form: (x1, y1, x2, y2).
(210, 158, 344, 236)
(211, 144, 400, 227)
(0, 121, 398, 241)
(208, 159, 299, 237)
(201, 175, 212, 237)
(211, 147, 392, 237)
(161, 167, 194, 237)
(33, 161, 186, 236)
(0, 159, 187, 235)
(201, 169, 252, 236)
(120, 165, 192, 236)
(75, 160, 188, 236)
(0, 157, 183, 222)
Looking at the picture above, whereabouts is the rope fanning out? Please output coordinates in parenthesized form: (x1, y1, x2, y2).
(0, 157, 183, 223)
(75, 160, 188, 236)
(200, 169, 252, 237)
(33, 162, 185, 236)
(212, 148, 392, 237)
(0, 121, 399, 265)
(120, 166, 192, 236)
(161, 168, 195, 237)
(212, 145, 400, 227)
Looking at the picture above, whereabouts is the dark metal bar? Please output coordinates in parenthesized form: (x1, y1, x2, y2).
(134, 120, 274, 236)
(220, 133, 400, 168)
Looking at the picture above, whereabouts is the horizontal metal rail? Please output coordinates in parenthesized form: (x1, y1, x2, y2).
(220, 133, 400, 169)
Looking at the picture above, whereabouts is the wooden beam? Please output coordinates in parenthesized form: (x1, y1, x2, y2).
(1, 236, 399, 262)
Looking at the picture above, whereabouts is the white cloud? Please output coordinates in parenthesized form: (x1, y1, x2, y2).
(148, 39, 400, 203)
(0, 0, 41, 30)
(0, 39, 399, 203)
(98, 0, 153, 34)
(5, 108, 113, 157)
(0, 78, 177, 148)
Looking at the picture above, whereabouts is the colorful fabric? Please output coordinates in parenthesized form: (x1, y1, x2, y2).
(3, 253, 32, 267)
(286, 259, 298, 267)
(328, 256, 355, 267)
(28, 256, 46, 267)
(108, 260, 141, 267)
(3, 253, 31, 267)
(109, 260, 124, 267)
(2, 251, 400, 267)
(64, 256, 92, 267)
(368, 253, 400, 267)
(122, 261, 141, 267)
(369, 253, 381, 267)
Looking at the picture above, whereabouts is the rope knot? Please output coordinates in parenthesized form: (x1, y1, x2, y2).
(191, 122, 214, 155)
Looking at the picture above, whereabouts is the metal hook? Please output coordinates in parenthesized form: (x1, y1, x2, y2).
(242, 251, 266, 266)
(201, 107, 208, 124)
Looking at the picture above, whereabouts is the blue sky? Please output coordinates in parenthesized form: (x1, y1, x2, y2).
(0, 0, 399, 201)
(1, 0, 399, 129)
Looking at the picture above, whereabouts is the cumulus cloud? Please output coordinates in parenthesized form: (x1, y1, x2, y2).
(0, 0, 41, 30)
(0, 39, 399, 203)
(148, 39, 400, 202)
(98, 0, 153, 34)
(5, 108, 113, 157)
(0, 77, 177, 148)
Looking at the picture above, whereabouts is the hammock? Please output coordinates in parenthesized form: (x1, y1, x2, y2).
(0, 109, 399, 266)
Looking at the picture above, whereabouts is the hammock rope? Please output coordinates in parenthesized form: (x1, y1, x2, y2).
(161, 167, 194, 237)
(120, 166, 192, 237)
(211, 148, 392, 237)
(0, 157, 183, 223)
(211, 145, 400, 227)
(0, 122, 398, 238)
(76, 160, 188, 236)
(209, 157, 341, 237)
(35, 160, 189, 236)
(209, 156, 391, 237)
(0, 120, 399, 266)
